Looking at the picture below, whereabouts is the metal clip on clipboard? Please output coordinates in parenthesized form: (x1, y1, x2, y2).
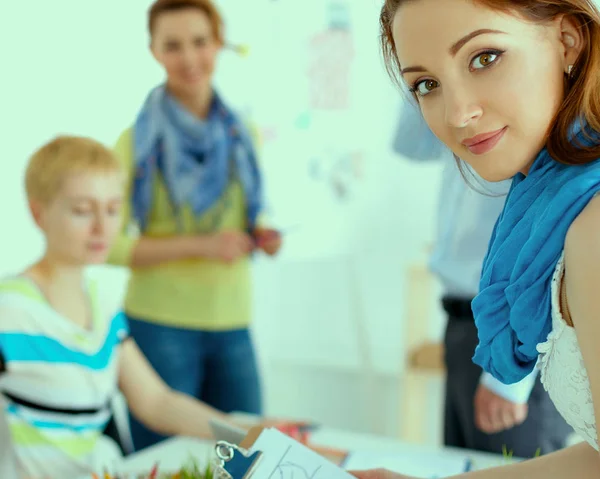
(214, 440, 263, 479)
(214, 427, 353, 479)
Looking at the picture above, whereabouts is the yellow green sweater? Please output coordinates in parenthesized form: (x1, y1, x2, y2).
(107, 128, 255, 330)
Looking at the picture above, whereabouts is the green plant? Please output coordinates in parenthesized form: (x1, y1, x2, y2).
(501, 445, 541, 463)
(176, 458, 214, 479)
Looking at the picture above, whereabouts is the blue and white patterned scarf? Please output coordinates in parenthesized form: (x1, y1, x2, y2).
(131, 85, 263, 232)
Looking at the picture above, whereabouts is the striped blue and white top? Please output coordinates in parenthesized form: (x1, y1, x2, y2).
(0, 276, 129, 478)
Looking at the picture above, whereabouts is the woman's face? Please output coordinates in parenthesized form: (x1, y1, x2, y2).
(33, 171, 124, 266)
(393, 0, 581, 181)
(151, 8, 221, 96)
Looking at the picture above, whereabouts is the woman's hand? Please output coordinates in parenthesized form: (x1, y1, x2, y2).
(203, 230, 254, 263)
(257, 418, 348, 463)
(350, 469, 418, 479)
(253, 228, 282, 256)
(261, 419, 314, 442)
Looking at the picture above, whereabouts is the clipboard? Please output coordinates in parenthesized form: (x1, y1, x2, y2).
(214, 427, 352, 479)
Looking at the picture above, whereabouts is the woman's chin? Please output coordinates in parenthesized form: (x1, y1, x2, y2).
(83, 252, 110, 265)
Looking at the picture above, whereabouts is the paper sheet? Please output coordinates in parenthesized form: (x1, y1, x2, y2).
(248, 428, 355, 479)
(342, 450, 469, 478)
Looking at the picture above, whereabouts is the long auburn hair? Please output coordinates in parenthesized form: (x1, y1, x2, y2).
(380, 0, 600, 165)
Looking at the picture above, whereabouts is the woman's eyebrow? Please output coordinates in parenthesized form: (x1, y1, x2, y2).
(400, 28, 506, 76)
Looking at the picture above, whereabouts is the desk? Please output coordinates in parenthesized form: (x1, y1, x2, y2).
(118, 427, 513, 476)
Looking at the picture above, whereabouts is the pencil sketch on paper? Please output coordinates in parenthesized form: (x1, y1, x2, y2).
(269, 445, 323, 479)
(249, 428, 353, 479)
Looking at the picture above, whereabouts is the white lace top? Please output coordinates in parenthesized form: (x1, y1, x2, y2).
(537, 254, 599, 450)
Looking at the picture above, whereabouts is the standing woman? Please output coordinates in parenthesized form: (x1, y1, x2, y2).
(108, 0, 281, 451)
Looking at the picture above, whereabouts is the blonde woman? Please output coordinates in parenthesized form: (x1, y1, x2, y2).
(0, 136, 258, 478)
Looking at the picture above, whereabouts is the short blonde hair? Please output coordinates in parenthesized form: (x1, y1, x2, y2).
(148, 0, 225, 45)
(25, 135, 121, 204)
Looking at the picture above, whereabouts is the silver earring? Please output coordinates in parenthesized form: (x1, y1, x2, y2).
(567, 65, 573, 76)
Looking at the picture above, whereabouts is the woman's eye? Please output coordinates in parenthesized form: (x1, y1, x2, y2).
(165, 42, 180, 52)
(73, 209, 91, 216)
(413, 79, 439, 97)
(470, 51, 501, 70)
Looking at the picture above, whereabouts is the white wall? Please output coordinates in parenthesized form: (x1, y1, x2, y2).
(1, 0, 446, 443)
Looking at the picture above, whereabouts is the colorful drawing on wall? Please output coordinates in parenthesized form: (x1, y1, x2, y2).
(309, 149, 364, 202)
(307, 1, 355, 110)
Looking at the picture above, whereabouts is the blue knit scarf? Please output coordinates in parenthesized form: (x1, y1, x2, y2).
(131, 85, 262, 232)
(472, 122, 600, 384)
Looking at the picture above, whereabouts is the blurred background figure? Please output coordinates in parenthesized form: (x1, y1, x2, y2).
(105, 0, 282, 451)
(0, 136, 266, 478)
(392, 100, 571, 457)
